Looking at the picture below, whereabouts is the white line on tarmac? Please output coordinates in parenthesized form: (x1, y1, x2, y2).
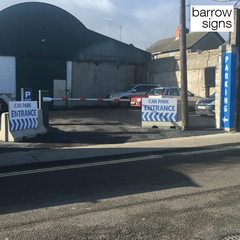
(0, 155, 163, 178)
(179, 146, 240, 156)
(0, 146, 239, 178)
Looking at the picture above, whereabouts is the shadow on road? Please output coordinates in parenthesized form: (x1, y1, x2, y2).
(0, 107, 223, 152)
(0, 107, 227, 214)
(18, 126, 224, 145)
(0, 145, 235, 215)
(0, 154, 200, 215)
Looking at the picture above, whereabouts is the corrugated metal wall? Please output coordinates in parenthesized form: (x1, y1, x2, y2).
(16, 57, 66, 102)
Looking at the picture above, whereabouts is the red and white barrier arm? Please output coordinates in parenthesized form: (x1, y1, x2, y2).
(43, 97, 130, 102)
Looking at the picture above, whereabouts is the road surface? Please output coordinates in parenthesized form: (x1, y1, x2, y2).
(0, 145, 240, 239)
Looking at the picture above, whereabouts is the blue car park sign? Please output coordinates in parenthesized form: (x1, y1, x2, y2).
(142, 98, 177, 122)
(221, 52, 236, 129)
(9, 101, 38, 131)
(24, 90, 32, 101)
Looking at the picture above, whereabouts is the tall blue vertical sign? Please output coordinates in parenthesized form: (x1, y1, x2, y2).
(221, 52, 236, 129)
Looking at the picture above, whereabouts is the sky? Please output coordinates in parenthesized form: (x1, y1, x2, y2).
(0, 0, 238, 50)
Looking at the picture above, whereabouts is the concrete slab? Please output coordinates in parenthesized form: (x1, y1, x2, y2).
(0, 151, 38, 166)
(0, 110, 47, 142)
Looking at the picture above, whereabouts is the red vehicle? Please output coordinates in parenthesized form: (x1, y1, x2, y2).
(131, 87, 202, 109)
(130, 87, 165, 107)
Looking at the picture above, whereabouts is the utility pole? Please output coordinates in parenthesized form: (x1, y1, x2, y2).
(187, 0, 191, 30)
(120, 25, 122, 41)
(179, 0, 189, 130)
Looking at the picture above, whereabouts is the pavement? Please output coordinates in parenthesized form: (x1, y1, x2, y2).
(0, 131, 240, 168)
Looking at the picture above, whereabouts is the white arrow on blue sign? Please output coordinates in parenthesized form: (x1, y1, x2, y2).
(10, 117, 38, 131)
(142, 112, 177, 122)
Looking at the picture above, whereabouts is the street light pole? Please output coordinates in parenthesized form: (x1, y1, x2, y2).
(179, 0, 189, 130)
(120, 25, 122, 41)
(105, 18, 113, 38)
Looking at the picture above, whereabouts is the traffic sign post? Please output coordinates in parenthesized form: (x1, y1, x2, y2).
(39, 90, 49, 130)
(21, 88, 32, 101)
(221, 52, 237, 130)
(215, 44, 239, 131)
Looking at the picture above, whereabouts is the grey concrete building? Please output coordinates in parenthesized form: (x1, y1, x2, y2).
(146, 28, 226, 98)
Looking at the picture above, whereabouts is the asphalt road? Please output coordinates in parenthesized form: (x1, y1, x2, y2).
(7, 105, 223, 150)
(0, 146, 240, 239)
(0, 105, 224, 154)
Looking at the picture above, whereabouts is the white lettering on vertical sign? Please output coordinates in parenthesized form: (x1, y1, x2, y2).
(224, 56, 229, 115)
(221, 52, 236, 128)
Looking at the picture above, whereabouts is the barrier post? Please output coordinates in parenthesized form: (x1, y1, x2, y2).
(39, 90, 49, 130)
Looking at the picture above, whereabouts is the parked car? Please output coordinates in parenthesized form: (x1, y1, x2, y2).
(106, 83, 160, 108)
(0, 98, 8, 115)
(131, 87, 202, 108)
(130, 87, 165, 107)
(195, 93, 215, 116)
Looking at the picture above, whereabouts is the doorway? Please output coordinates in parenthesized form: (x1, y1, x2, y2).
(53, 79, 67, 107)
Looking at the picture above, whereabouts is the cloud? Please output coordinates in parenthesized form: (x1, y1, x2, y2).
(81, 0, 115, 13)
(121, 1, 179, 49)
(58, 0, 115, 14)
(0, 0, 231, 50)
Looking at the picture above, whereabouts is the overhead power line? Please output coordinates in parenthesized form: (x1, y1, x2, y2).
(160, 10, 179, 40)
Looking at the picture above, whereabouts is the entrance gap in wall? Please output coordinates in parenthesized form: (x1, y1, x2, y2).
(53, 79, 67, 107)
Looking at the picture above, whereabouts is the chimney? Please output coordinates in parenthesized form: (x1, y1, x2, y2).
(176, 27, 189, 40)
(176, 27, 180, 39)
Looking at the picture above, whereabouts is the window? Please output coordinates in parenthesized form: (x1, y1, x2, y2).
(153, 88, 164, 96)
(144, 86, 157, 92)
(125, 84, 136, 91)
(169, 88, 180, 96)
(164, 89, 169, 95)
(134, 86, 146, 92)
(134, 85, 157, 92)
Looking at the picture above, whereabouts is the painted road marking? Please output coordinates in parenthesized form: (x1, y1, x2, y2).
(0, 155, 163, 178)
(0, 146, 239, 178)
(179, 146, 240, 156)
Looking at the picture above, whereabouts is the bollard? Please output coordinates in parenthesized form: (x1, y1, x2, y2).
(39, 90, 49, 130)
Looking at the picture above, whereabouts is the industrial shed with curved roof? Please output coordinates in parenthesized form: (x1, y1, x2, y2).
(0, 2, 151, 102)
(0, 2, 150, 64)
